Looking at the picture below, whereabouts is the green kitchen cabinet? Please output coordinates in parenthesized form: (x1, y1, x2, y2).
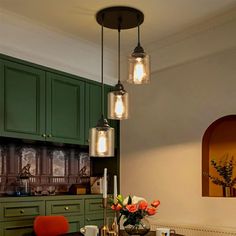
(46, 72, 85, 144)
(0, 195, 114, 235)
(0, 59, 85, 145)
(0, 60, 46, 141)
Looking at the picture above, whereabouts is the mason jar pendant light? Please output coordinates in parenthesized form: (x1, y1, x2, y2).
(89, 19, 114, 157)
(108, 23, 129, 120)
(96, 6, 144, 120)
(128, 21, 150, 84)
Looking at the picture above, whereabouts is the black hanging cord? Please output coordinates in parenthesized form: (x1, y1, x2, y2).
(137, 13, 141, 47)
(118, 17, 121, 84)
(101, 15, 104, 117)
(138, 24, 140, 47)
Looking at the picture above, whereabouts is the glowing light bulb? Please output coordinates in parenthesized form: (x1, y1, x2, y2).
(114, 95, 124, 118)
(97, 131, 107, 154)
(133, 58, 146, 84)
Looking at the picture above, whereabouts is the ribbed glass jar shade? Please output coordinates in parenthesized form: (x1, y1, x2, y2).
(108, 90, 129, 120)
(128, 53, 150, 84)
(89, 126, 114, 157)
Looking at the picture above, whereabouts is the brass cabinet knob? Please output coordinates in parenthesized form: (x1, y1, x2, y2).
(42, 134, 46, 138)
(64, 206, 69, 210)
(86, 218, 90, 221)
(20, 209, 24, 214)
(47, 134, 52, 138)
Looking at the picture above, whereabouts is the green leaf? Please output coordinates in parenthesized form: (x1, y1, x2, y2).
(128, 195, 132, 205)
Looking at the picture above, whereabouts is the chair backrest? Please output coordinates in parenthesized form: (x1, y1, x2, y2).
(34, 215, 69, 236)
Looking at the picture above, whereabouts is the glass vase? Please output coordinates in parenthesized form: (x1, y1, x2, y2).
(124, 218, 150, 236)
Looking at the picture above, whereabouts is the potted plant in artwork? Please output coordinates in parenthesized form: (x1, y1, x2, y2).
(111, 195, 160, 235)
(207, 155, 236, 197)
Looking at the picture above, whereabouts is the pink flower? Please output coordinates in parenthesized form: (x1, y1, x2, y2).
(139, 200, 148, 210)
(151, 200, 160, 208)
(126, 204, 138, 213)
(146, 207, 156, 215)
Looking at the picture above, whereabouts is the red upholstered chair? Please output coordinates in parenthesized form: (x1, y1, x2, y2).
(34, 215, 69, 236)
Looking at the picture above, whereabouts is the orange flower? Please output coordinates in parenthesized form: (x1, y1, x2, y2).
(151, 200, 160, 208)
(126, 204, 138, 213)
(139, 200, 148, 210)
(146, 207, 156, 215)
(111, 203, 122, 211)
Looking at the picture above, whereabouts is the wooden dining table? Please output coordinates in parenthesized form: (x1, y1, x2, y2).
(60, 231, 184, 236)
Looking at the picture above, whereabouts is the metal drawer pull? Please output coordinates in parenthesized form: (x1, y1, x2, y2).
(64, 206, 69, 210)
(86, 218, 90, 221)
(20, 209, 24, 214)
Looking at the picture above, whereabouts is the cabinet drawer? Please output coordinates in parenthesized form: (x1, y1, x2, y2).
(46, 199, 84, 216)
(85, 199, 103, 214)
(85, 198, 113, 214)
(84, 212, 114, 228)
(1, 201, 44, 221)
(66, 215, 84, 233)
(84, 213, 103, 227)
(1, 220, 34, 236)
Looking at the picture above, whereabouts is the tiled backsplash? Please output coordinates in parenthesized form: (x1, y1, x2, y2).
(0, 138, 90, 195)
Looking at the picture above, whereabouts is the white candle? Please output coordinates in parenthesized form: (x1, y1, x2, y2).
(114, 175, 117, 201)
(103, 168, 107, 198)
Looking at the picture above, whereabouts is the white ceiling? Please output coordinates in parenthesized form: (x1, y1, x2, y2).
(1, 0, 236, 51)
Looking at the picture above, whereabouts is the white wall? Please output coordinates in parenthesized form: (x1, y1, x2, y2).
(0, 9, 118, 85)
(121, 15, 236, 229)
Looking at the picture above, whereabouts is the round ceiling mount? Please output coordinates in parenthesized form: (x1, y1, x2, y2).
(96, 6, 144, 30)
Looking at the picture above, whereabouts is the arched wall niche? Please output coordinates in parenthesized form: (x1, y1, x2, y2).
(202, 115, 236, 197)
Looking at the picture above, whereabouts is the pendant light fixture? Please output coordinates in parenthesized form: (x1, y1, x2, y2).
(128, 19, 150, 84)
(108, 21, 129, 120)
(96, 6, 144, 120)
(89, 18, 114, 157)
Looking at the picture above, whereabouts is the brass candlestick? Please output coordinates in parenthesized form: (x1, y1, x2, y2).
(100, 197, 108, 236)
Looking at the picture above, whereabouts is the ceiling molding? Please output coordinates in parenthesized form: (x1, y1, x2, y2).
(147, 7, 236, 74)
(0, 8, 117, 85)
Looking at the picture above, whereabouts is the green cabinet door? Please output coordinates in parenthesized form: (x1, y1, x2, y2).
(46, 72, 85, 144)
(0, 60, 46, 140)
(84, 82, 102, 144)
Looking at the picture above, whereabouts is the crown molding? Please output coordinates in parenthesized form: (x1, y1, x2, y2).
(145, 7, 236, 74)
(0, 8, 117, 85)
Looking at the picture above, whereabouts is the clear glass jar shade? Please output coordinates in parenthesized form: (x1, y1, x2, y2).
(128, 54, 150, 84)
(89, 127, 114, 157)
(108, 91, 129, 120)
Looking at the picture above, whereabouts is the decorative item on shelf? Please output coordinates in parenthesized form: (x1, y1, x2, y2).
(111, 195, 160, 236)
(69, 184, 87, 195)
(16, 163, 33, 196)
(90, 177, 102, 194)
(89, 11, 114, 157)
(205, 155, 236, 197)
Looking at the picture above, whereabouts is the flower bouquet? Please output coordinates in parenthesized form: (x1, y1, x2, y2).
(111, 195, 160, 235)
